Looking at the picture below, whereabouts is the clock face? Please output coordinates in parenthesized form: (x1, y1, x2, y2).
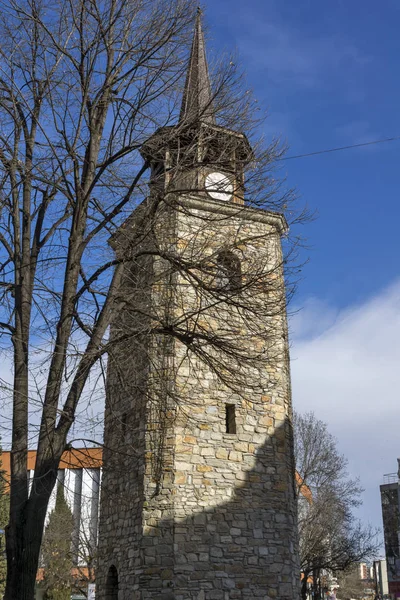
(205, 172, 233, 201)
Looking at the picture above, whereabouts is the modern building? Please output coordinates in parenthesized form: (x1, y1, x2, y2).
(380, 461, 400, 598)
(373, 559, 389, 598)
(97, 9, 299, 600)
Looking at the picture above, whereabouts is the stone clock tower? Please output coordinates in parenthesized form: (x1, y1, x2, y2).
(97, 11, 300, 600)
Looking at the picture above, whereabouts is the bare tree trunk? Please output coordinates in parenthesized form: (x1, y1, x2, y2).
(5, 472, 57, 600)
(301, 571, 310, 600)
(312, 569, 319, 600)
(6, 133, 35, 600)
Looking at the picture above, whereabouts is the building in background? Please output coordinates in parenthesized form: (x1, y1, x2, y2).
(380, 461, 400, 598)
(2, 448, 101, 598)
(373, 559, 389, 598)
(359, 562, 369, 581)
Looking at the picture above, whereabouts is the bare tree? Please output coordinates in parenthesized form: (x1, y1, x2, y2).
(0, 1, 197, 596)
(73, 527, 97, 598)
(0, 0, 304, 598)
(337, 565, 370, 600)
(294, 412, 379, 600)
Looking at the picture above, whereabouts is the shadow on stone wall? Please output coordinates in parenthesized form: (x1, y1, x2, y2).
(98, 417, 300, 600)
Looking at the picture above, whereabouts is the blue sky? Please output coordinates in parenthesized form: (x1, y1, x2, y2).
(204, 0, 400, 544)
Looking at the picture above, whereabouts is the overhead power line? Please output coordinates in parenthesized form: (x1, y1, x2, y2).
(280, 135, 400, 161)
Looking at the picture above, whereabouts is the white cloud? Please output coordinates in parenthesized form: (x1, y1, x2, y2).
(289, 296, 339, 341)
(290, 282, 400, 537)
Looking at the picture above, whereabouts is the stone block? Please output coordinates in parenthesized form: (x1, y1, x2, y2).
(228, 451, 242, 462)
(196, 464, 213, 472)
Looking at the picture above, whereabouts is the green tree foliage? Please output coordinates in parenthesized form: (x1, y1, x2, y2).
(41, 487, 74, 600)
(0, 444, 9, 596)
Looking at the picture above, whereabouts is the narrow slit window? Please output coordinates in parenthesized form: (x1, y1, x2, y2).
(225, 404, 236, 434)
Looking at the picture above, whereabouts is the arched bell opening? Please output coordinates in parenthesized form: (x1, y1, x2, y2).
(216, 250, 242, 291)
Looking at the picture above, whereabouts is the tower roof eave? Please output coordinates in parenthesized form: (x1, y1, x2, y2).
(140, 122, 254, 163)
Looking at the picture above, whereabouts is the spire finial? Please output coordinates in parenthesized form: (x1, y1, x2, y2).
(179, 8, 215, 125)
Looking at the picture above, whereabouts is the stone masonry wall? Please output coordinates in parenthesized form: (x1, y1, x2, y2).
(97, 195, 300, 600)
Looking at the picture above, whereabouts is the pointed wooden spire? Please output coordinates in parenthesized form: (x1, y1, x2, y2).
(179, 8, 215, 125)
